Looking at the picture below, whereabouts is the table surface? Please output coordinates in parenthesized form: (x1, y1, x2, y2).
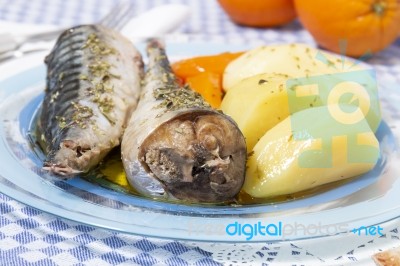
(1, 0, 400, 265)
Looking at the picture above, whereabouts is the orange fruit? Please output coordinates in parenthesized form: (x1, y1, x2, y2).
(294, 0, 400, 56)
(217, 0, 297, 27)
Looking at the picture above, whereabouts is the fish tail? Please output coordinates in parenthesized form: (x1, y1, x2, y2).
(145, 39, 178, 86)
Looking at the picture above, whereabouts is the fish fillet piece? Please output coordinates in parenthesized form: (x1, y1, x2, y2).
(121, 40, 247, 203)
(38, 24, 144, 176)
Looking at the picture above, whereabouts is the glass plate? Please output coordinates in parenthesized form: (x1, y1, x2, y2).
(0, 42, 399, 242)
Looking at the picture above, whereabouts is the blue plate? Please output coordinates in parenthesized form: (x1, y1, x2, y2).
(0, 42, 399, 242)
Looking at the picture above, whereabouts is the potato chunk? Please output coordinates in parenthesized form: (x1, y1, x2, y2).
(223, 43, 363, 91)
(221, 74, 293, 150)
(243, 105, 380, 198)
(221, 71, 381, 150)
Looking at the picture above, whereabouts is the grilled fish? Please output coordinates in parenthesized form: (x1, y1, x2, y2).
(38, 25, 144, 176)
(121, 40, 247, 203)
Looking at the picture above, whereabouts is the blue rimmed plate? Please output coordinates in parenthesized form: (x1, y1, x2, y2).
(0, 42, 399, 242)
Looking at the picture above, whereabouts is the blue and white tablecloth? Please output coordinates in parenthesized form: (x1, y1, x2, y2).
(1, 0, 400, 265)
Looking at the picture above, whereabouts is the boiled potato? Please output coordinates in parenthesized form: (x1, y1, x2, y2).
(223, 43, 363, 91)
(221, 44, 381, 150)
(243, 105, 380, 198)
(221, 71, 381, 150)
(221, 73, 317, 150)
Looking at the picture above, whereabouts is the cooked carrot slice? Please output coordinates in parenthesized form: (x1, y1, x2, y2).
(172, 51, 244, 108)
(172, 51, 244, 78)
(185, 72, 223, 108)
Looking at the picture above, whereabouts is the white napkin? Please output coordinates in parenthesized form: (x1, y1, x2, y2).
(0, 20, 59, 53)
(121, 4, 191, 41)
(0, 4, 191, 58)
(0, 20, 58, 35)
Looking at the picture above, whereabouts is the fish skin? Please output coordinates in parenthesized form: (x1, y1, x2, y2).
(39, 24, 144, 176)
(121, 40, 247, 203)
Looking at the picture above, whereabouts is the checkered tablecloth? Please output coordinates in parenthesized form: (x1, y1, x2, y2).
(1, 0, 400, 265)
